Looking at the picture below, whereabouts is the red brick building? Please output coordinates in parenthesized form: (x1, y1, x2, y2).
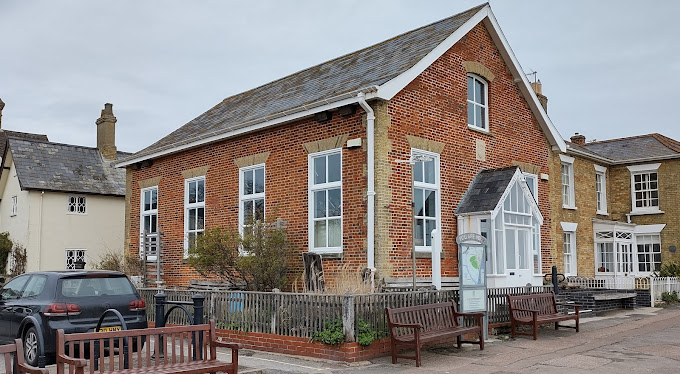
(118, 4, 566, 288)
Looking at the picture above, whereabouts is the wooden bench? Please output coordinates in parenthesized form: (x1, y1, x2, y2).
(386, 301, 484, 367)
(56, 320, 241, 374)
(506, 292, 581, 340)
(0, 339, 49, 374)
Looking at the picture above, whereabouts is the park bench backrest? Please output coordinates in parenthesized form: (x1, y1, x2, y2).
(387, 302, 460, 337)
(56, 322, 216, 374)
(507, 293, 557, 319)
(0, 342, 16, 374)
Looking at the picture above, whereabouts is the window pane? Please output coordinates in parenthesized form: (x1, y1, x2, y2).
(189, 209, 196, 230)
(475, 106, 483, 129)
(424, 159, 435, 184)
(197, 180, 205, 202)
(328, 153, 341, 182)
(151, 189, 157, 210)
(255, 168, 265, 193)
(244, 170, 253, 195)
(189, 182, 196, 204)
(467, 76, 474, 101)
(467, 102, 475, 126)
(425, 219, 436, 246)
(328, 188, 341, 217)
(506, 229, 516, 269)
(414, 188, 424, 217)
(414, 161, 423, 183)
(414, 219, 424, 247)
(254, 199, 264, 221)
(144, 216, 151, 232)
(424, 189, 436, 217)
(328, 219, 341, 247)
(144, 192, 151, 211)
(151, 215, 157, 233)
(244, 201, 253, 222)
(197, 208, 204, 230)
(315, 190, 326, 218)
(475, 79, 484, 104)
(314, 221, 326, 248)
(518, 230, 528, 269)
(314, 156, 326, 184)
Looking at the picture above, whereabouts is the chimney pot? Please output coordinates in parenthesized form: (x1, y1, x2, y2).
(570, 133, 586, 146)
(530, 79, 548, 112)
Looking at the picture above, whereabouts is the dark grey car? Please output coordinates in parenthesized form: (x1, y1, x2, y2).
(0, 271, 147, 366)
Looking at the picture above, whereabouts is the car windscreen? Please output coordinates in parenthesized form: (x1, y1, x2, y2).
(59, 276, 135, 298)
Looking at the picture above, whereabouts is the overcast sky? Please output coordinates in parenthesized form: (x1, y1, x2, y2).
(1, 1, 678, 153)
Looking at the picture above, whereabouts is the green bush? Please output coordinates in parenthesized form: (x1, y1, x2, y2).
(662, 291, 679, 303)
(656, 261, 680, 277)
(357, 318, 382, 346)
(0, 233, 13, 275)
(313, 319, 344, 345)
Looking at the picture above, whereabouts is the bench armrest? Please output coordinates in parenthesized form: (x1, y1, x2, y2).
(213, 340, 243, 350)
(16, 362, 49, 374)
(555, 302, 581, 313)
(57, 354, 88, 367)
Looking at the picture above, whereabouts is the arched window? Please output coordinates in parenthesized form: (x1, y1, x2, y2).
(467, 74, 488, 130)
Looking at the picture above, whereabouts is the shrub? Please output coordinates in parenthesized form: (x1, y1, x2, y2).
(186, 227, 241, 285)
(94, 251, 146, 276)
(313, 319, 344, 345)
(656, 261, 680, 277)
(662, 291, 679, 303)
(8, 243, 27, 277)
(0, 232, 13, 274)
(357, 318, 382, 346)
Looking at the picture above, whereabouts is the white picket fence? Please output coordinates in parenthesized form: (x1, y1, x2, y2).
(565, 276, 680, 306)
(649, 277, 680, 305)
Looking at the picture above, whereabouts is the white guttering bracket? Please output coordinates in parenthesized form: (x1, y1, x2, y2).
(117, 87, 379, 168)
(357, 93, 376, 272)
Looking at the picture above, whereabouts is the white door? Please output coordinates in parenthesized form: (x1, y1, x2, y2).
(505, 227, 532, 286)
(616, 243, 633, 274)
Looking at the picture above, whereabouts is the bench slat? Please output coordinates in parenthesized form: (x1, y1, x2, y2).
(507, 292, 580, 340)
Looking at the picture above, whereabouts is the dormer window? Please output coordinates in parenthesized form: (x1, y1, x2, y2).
(467, 74, 488, 131)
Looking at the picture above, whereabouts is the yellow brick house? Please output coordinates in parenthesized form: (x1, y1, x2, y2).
(551, 133, 680, 281)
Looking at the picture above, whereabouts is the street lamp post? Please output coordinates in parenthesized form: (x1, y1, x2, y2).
(397, 153, 433, 291)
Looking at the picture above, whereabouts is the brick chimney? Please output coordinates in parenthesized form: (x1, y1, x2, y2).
(96, 103, 117, 160)
(570, 133, 586, 145)
(530, 80, 548, 112)
(0, 98, 5, 128)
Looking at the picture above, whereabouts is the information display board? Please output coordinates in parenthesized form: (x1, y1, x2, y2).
(457, 233, 488, 338)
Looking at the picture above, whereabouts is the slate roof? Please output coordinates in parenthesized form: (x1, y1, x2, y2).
(0, 129, 49, 159)
(455, 166, 518, 215)
(572, 134, 680, 163)
(8, 137, 129, 196)
(121, 4, 486, 164)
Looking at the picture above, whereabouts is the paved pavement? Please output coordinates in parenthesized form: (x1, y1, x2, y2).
(231, 305, 680, 373)
(6, 306, 680, 373)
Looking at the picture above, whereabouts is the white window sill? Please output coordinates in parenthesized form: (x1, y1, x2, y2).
(629, 209, 664, 216)
(596, 211, 608, 216)
(562, 205, 577, 210)
(467, 124, 491, 135)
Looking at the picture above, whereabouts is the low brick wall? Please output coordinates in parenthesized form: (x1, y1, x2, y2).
(559, 289, 638, 314)
(636, 289, 652, 307)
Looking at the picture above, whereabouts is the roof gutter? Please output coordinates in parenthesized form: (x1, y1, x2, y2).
(116, 86, 379, 168)
(567, 144, 680, 165)
(356, 93, 376, 274)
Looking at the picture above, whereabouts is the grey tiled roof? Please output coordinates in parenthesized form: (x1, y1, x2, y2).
(0, 130, 49, 158)
(576, 134, 680, 162)
(455, 166, 518, 215)
(8, 137, 129, 196)
(122, 4, 486, 163)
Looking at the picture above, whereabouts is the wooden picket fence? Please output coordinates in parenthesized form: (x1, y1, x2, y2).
(139, 285, 551, 340)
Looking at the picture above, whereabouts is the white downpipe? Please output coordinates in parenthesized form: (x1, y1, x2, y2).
(357, 93, 376, 274)
(431, 229, 442, 290)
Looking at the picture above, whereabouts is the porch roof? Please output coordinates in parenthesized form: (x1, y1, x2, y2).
(455, 166, 518, 215)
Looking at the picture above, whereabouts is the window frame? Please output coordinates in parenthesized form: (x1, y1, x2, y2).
(559, 154, 575, 209)
(411, 149, 441, 253)
(65, 249, 87, 270)
(523, 172, 538, 204)
(11, 195, 17, 216)
(594, 165, 607, 215)
(140, 186, 159, 258)
(627, 163, 662, 214)
(184, 176, 206, 258)
(67, 195, 87, 215)
(467, 73, 489, 131)
(239, 164, 266, 236)
(308, 149, 343, 254)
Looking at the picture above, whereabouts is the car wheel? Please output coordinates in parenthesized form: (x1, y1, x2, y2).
(23, 326, 41, 367)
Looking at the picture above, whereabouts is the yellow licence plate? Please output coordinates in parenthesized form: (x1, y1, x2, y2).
(98, 326, 122, 332)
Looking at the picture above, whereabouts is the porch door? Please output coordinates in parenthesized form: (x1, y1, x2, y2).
(505, 227, 532, 285)
(616, 243, 634, 274)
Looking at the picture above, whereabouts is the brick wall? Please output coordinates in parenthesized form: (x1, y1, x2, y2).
(126, 22, 555, 286)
